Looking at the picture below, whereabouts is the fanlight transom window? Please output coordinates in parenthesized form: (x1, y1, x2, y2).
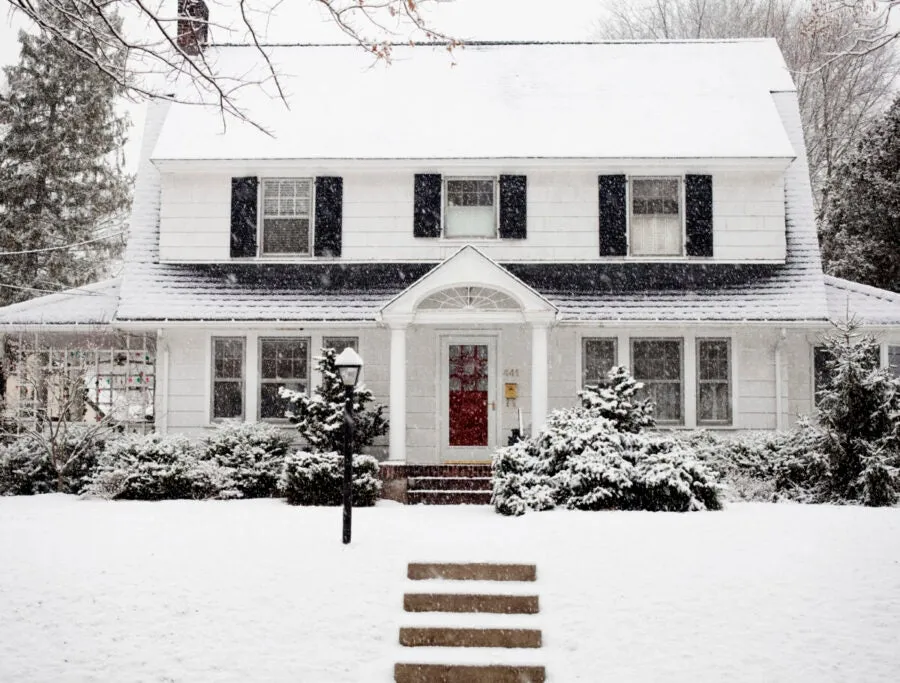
(418, 286, 520, 312)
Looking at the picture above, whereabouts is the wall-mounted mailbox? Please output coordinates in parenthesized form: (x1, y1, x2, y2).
(504, 383, 518, 400)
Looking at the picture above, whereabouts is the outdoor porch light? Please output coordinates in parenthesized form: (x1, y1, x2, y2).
(334, 347, 363, 388)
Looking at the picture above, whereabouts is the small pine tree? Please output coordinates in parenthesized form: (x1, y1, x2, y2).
(0, 0, 130, 305)
(815, 319, 899, 505)
(281, 348, 388, 454)
(579, 366, 655, 433)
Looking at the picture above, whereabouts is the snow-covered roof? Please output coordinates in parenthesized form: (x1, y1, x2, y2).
(0, 278, 120, 328)
(152, 40, 796, 161)
(823, 276, 900, 325)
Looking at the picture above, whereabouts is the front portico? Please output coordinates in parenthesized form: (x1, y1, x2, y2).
(380, 246, 557, 464)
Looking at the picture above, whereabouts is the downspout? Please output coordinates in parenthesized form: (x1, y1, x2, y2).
(156, 328, 169, 435)
(774, 327, 786, 431)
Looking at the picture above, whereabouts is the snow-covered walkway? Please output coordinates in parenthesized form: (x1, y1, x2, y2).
(1, 496, 898, 682)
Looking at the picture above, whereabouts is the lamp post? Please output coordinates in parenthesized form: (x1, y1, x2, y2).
(334, 347, 363, 545)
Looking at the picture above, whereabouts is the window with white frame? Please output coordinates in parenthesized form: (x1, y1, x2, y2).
(259, 337, 309, 420)
(697, 338, 731, 425)
(630, 177, 682, 256)
(631, 338, 683, 424)
(212, 337, 245, 420)
(444, 178, 496, 238)
(322, 337, 358, 354)
(889, 345, 900, 378)
(582, 338, 617, 387)
(261, 178, 313, 255)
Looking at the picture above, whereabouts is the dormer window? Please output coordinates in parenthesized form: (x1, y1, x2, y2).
(445, 177, 497, 238)
(261, 178, 313, 255)
(630, 177, 682, 256)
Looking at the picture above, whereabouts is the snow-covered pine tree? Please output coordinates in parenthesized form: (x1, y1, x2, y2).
(281, 347, 388, 454)
(579, 365, 655, 433)
(0, 0, 130, 306)
(820, 94, 900, 293)
(815, 319, 899, 505)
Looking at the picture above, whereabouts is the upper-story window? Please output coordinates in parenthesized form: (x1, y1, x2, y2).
(261, 178, 313, 255)
(630, 177, 682, 256)
(445, 177, 497, 238)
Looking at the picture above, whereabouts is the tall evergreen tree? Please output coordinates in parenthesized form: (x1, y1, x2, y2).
(0, 0, 130, 306)
(821, 95, 900, 293)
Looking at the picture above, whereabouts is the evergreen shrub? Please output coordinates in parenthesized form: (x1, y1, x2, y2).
(279, 451, 380, 506)
(201, 422, 293, 498)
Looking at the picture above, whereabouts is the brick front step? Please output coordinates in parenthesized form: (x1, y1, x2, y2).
(382, 464, 493, 480)
(408, 563, 537, 582)
(394, 663, 546, 683)
(408, 490, 492, 506)
(404, 593, 539, 614)
(408, 476, 493, 492)
(399, 627, 542, 649)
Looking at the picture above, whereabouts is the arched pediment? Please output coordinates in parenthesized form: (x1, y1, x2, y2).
(417, 286, 521, 312)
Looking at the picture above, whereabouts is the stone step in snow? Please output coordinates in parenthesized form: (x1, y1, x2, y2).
(408, 476, 493, 492)
(408, 562, 537, 582)
(407, 490, 492, 505)
(394, 663, 546, 683)
(399, 626, 542, 649)
(404, 592, 539, 614)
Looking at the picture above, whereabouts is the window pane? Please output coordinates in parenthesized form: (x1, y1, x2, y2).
(698, 383, 730, 423)
(447, 179, 494, 207)
(260, 381, 304, 420)
(214, 338, 243, 380)
(889, 346, 900, 378)
(213, 381, 243, 419)
(262, 178, 311, 218)
(260, 339, 308, 380)
(323, 337, 358, 354)
(698, 340, 729, 381)
(263, 218, 309, 254)
(650, 382, 681, 422)
(583, 338, 617, 385)
(632, 339, 682, 423)
(631, 215, 682, 256)
(813, 346, 831, 405)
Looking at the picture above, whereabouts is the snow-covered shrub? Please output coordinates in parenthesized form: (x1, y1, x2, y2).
(281, 348, 388, 454)
(0, 425, 109, 495)
(492, 407, 722, 516)
(200, 422, 293, 498)
(579, 366, 655, 433)
(279, 451, 380, 506)
(87, 433, 232, 501)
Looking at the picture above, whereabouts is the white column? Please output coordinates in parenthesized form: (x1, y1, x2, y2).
(389, 325, 407, 461)
(531, 322, 549, 435)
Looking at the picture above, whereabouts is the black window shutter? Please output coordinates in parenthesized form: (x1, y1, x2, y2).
(685, 174, 713, 257)
(499, 175, 527, 239)
(598, 175, 627, 256)
(413, 174, 442, 237)
(314, 176, 343, 257)
(230, 176, 258, 258)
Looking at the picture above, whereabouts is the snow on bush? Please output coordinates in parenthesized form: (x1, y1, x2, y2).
(87, 434, 236, 501)
(493, 378, 722, 516)
(0, 425, 109, 496)
(200, 422, 293, 498)
(279, 451, 380, 507)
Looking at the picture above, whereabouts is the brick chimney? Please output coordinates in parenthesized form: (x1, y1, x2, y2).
(176, 0, 209, 55)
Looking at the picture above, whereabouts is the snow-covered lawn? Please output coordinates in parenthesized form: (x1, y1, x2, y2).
(1, 496, 898, 682)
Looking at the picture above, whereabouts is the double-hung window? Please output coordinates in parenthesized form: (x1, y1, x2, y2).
(212, 337, 245, 420)
(631, 339, 683, 424)
(445, 178, 497, 238)
(323, 337, 358, 354)
(582, 338, 617, 387)
(630, 177, 682, 256)
(697, 339, 731, 425)
(261, 178, 313, 255)
(259, 338, 310, 420)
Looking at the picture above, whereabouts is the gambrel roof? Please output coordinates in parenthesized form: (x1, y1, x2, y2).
(152, 41, 795, 162)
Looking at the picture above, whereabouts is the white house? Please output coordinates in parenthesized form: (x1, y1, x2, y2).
(3, 18, 900, 474)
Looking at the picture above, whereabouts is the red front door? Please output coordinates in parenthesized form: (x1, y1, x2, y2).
(448, 344, 489, 447)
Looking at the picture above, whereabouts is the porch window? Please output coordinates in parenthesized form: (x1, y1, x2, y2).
(889, 345, 900, 378)
(212, 337, 245, 420)
(630, 177, 682, 256)
(582, 338, 617, 387)
(322, 337, 358, 354)
(261, 178, 312, 255)
(259, 337, 309, 420)
(631, 338, 683, 424)
(697, 338, 731, 425)
(445, 178, 496, 238)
